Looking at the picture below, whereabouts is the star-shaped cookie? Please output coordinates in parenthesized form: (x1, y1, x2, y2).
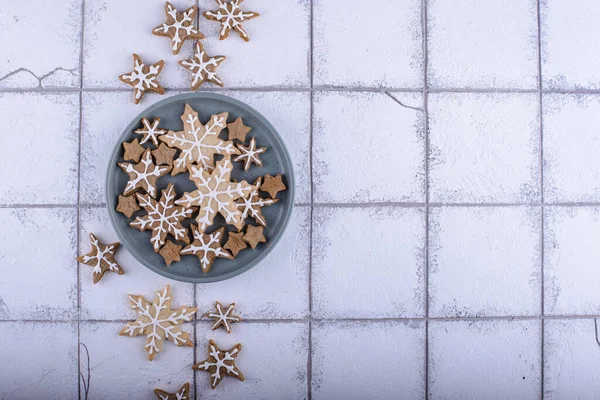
(223, 231, 247, 257)
(154, 382, 190, 400)
(119, 54, 165, 104)
(118, 149, 172, 197)
(159, 240, 183, 266)
(153, 2, 205, 55)
(237, 178, 277, 226)
(179, 41, 226, 89)
(116, 194, 140, 218)
(122, 138, 146, 162)
(204, 302, 242, 334)
(204, 0, 260, 42)
(193, 340, 245, 389)
(242, 225, 266, 249)
(76, 233, 124, 284)
(261, 174, 287, 198)
(227, 116, 251, 142)
(234, 137, 266, 171)
(152, 143, 177, 166)
(134, 117, 167, 146)
(180, 226, 233, 273)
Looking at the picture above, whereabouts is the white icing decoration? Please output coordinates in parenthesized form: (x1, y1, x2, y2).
(179, 42, 226, 87)
(134, 118, 166, 146)
(153, 3, 201, 53)
(237, 180, 276, 226)
(180, 228, 231, 272)
(195, 342, 242, 388)
(176, 157, 254, 232)
(234, 137, 265, 170)
(130, 183, 194, 251)
(206, 303, 241, 333)
(205, 0, 259, 41)
(118, 150, 170, 197)
(82, 234, 119, 277)
(120, 57, 162, 101)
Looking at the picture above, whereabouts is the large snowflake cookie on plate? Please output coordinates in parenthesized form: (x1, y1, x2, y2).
(193, 339, 245, 389)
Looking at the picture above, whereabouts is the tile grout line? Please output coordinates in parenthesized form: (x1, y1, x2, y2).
(422, 0, 430, 397)
(307, 0, 314, 398)
(194, 3, 199, 398)
(536, 0, 545, 398)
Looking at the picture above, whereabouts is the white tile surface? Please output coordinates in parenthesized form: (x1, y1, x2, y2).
(429, 93, 540, 203)
(312, 321, 425, 400)
(0, 93, 79, 205)
(429, 206, 541, 317)
(0, 321, 78, 399)
(0, 0, 81, 88)
(79, 207, 194, 320)
(429, 320, 541, 400)
(312, 206, 426, 318)
(541, 0, 600, 89)
(428, 0, 538, 89)
(543, 94, 600, 202)
(197, 207, 309, 319)
(544, 207, 600, 315)
(198, 0, 310, 88)
(544, 319, 600, 400)
(314, 91, 425, 203)
(313, 0, 423, 88)
(0, 208, 76, 320)
(80, 321, 194, 399)
(196, 321, 308, 399)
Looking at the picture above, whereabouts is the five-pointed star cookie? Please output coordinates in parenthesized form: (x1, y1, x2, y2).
(223, 231, 247, 257)
(179, 42, 226, 89)
(130, 183, 194, 252)
(159, 105, 238, 175)
(76, 233, 124, 284)
(153, 2, 205, 55)
(180, 226, 233, 273)
(152, 143, 177, 166)
(227, 116, 252, 142)
(193, 340, 245, 389)
(122, 138, 146, 162)
(261, 174, 287, 198)
(135, 117, 167, 146)
(118, 149, 172, 197)
(204, 302, 242, 333)
(116, 194, 141, 218)
(204, 0, 260, 42)
(119, 285, 197, 361)
(234, 137, 266, 171)
(242, 225, 266, 249)
(159, 240, 183, 266)
(237, 178, 277, 226)
(119, 54, 165, 104)
(176, 157, 255, 232)
(154, 382, 190, 400)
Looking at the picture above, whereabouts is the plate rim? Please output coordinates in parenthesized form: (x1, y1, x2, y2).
(105, 92, 296, 283)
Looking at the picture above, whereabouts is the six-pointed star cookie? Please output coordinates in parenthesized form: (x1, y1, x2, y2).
(122, 138, 146, 163)
(76, 233, 124, 284)
(234, 137, 266, 171)
(204, 0, 260, 42)
(135, 117, 167, 146)
(179, 41, 226, 89)
(119, 54, 165, 104)
(116, 194, 140, 218)
(119, 285, 197, 361)
(227, 116, 252, 142)
(130, 183, 194, 252)
(154, 382, 190, 400)
(205, 302, 242, 333)
(237, 178, 277, 226)
(261, 174, 287, 198)
(223, 231, 247, 257)
(118, 149, 172, 197)
(193, 340, 245, 389)
(153, 2, 205, 55)
(180, 226, 233, 273)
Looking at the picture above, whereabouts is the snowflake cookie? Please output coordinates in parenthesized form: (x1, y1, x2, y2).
(134, 117, 167, 146)
(119, 285, 197, 361)
(154, 382, 190, 400)
(193, 340, 245, 389)
(237, 178, 277, 226)
(130, 183, 194, 252)
(204, 0, 260, 42)
(180, 226, 233, 273)
(179, 41, 226, 89)
(119, 54, 165, 104)
(118, 149, 172, 197)
(153, 2, 204, 55)
(205, 302, 242, 333)
(234, 137, 266, 171)
(176, 157, 255, 232)
(76, 233, 124, 284)
(159, 104, 238, 175)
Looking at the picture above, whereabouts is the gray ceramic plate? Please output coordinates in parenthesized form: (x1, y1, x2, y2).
(106, 93, 295, 283)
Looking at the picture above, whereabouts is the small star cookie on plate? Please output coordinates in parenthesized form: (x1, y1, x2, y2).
(159, 240, 183, 266)
(237, 178, 277, 227)
(116, 194, 140, 218)
(76, 233, 124, 284)
(119, 54, 165, 104)
(242, 225, 266, 249)
(261, 174, 287, 199)
(118, 149, 171, 197)
(134, 117, 167, 147)
(234, 137, 266, 171)
(223, 231, 247, 257)
(122, 138, 145, 163)
(180, 226, 233, 273)
(227, 116, 251, 142)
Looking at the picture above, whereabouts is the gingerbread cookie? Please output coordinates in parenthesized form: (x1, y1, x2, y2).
(119, 54, 165, 104)
(204, 0, 260, 42)
(242, 225, 266, 249)
(159, 240, 182, 266)
(122, 138, 146, 163)
(205, 302, 241, 334)
(130, 183, 194, 252)
(118, 149, 171, 197)
(179, 42, 226, 89)
(76, 233, 124, 284)
(176, 157, 254, 232)
(151, 143, 177, 166)
(237, 178, 277, 226)
(223, 231, 247, 257)
(261, 174, 287, 198)
(193, 340, 244, 389)
(159, 105, 238, 175)
(180, 226, 233, 273)
(154, 382, 190, 400)
(227, 116, 251, 142)
(153, 2, 204, 55)
(119, 285, 197, 361)
(234, 137, 266, 171)
(134, 117, 167, 146)
(116, 194, 140, 218)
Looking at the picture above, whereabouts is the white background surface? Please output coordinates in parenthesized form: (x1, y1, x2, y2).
(1, 0, 600, 399)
